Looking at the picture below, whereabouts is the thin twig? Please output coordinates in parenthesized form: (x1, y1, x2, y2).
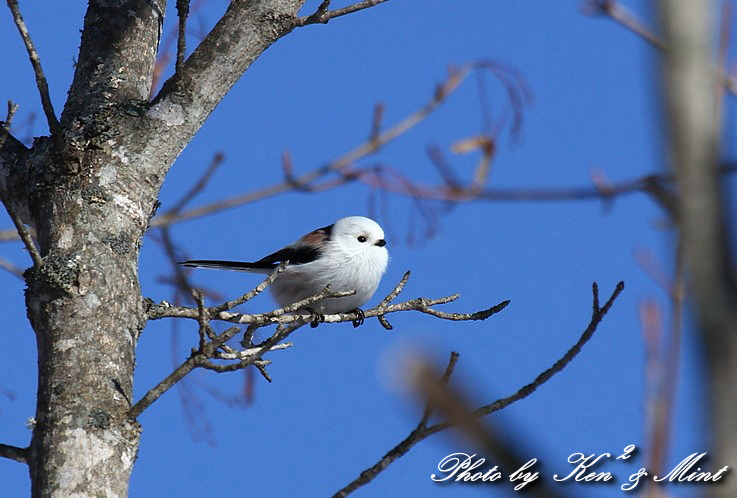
(369, 102, 384, 144)
(142, 271, 507, 420)
(5, 163, 733, 245)
(134, 269, 318, 418)
(193, 289, 214, 349)
(130, 323, 243, 419)
(416, 351, 459, 430)
(379, 271, 411, 308)
(377, 270, 410, 329)
(147, 280, 509, 327)
(639, 237, 686, 485)
(208, 261, 289, 314)
(302, 0, 332, 24)
(0, 100, 19, 150)
(410, 354, 562, 498)
(333, 281, 624, 497)
(583, 0, 666, 49)
(296, 0, 389, 27)
(0, 256, 24, 278)
(459, 281, 624, 421)
(149, 270, 497, 326)
(0, 102, 42, 268)
(149, 65, 471, 228)
(215, 342, 291, 360)
(584, 0, 737, 96)
(129, 350, 200, 419)
(168, 152, 224, 214)
(250, 320, 306, 360)
(0, 443, 28, 464)
(6, 0, 62, 141)
(198, 356, 256, 373)
(175, 0, 190, 73)
(253, 361, 272, 382)
(140, 271, 510, 429)
(132, 280, 253, 418)
(150, 162, 671, 229)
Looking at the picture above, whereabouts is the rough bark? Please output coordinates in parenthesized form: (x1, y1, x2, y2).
(0, 0, 305, 495)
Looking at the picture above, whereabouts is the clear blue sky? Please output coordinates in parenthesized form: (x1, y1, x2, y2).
(0, 1, 719, 496)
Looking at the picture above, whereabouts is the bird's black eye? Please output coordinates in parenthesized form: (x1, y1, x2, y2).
(357, 235, 367, 243)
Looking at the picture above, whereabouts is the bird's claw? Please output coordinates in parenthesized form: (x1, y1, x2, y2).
(351, 308, 365, 328)
(309, 309, 325, 328)
(307, 308, 364, 327)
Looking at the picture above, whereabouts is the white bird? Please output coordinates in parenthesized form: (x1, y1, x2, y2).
(180, 216, 389, 326)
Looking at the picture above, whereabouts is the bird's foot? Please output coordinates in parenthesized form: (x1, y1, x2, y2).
(351, 308, 365, 328)
(308, 308, 325, 328)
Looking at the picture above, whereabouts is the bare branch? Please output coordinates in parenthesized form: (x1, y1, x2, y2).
(151, 0, 217, 95)
(249, 320, 306, 360)
(585, 0, 737, 96)
(0, 443, 28, 464)
(253, 361, 273, 382)
(378, 270, 410, 307)
(0, 256, 24, 279)
(2, 162, 718, 245)
(6, 0, 61, 140)
(296, 0, 390, 27)
(459, 281, 624, 420)
(150, 65, 472, 228)
(408, 354, 564, 498)
(0, 100, 19, 151)
(369, 102, 384, 144)
(168, 152, 224, 214)
(215, 342, 292, 360)
(301, 0, 331, 24)
(144, 0, 304, 181)
(140, 268, 508, 421)
(150, 151, 671, 229)
(376, 270, 410, 330)
(208, 261, 289, 314)
(7, 162, 735, 244)
(334, 281, 624, 496)
(176, 0, 190, 73)
(416, 351, 459, 430)
(193, 289, 215, 349)
(147, 271, 508, 328)
(129, 347, 200, 419)
(584, 0, 666, 49)
(198, 356, 263, 373)
(134, 264, 307, 418)
(130, 321, 245, 419)
(0, 101, 42, 268)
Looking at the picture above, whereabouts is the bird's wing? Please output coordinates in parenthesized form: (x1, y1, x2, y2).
(254, 223, 333, 266)
(179, 223, 334, 271)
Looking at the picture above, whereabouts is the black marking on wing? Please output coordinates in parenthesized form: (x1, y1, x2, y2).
(179, 224, 333, 271)
(320, 223, 333, 240)
(255, 244, 320, 266)
(253, 223, 333, 266)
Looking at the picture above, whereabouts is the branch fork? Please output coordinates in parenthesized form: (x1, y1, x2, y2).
(136, 268, 509, 419)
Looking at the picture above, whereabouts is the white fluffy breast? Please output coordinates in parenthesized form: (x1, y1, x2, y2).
(269, 216, 389, 314)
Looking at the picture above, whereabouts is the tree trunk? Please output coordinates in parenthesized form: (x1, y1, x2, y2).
(658, 2, 737, 496)
(24, 0, 164, 493)
(0, 0, 304, 495)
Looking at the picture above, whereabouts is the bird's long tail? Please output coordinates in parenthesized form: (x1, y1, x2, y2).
(179, 260, 276, 272)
